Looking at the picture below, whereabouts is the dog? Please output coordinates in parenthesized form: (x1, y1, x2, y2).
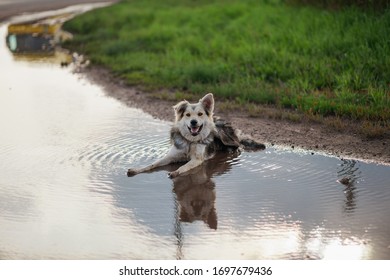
(127, 93, 265, 178)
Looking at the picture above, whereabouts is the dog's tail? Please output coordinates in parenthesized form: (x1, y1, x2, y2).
(214, 118, 265, 152)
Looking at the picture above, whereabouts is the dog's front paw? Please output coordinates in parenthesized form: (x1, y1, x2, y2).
(127, 168, 138, 177)
(168, 170, 179, 179)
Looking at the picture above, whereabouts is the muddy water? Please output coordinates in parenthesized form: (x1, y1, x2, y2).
(1, 12, 390, 260)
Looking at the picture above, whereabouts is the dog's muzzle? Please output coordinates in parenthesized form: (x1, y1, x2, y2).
(188, 124, 203, 136)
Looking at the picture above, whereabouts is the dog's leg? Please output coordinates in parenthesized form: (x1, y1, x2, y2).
(127, 146, 185, 177)
(168, 158, 202, 178)
(169, 144, 206, 178)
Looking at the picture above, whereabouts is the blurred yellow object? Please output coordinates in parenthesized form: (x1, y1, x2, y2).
(6, 15, 69, 54)
(8, 23, 60, 35)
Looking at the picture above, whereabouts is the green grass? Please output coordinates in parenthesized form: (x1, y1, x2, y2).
(63, 0, 390, 124)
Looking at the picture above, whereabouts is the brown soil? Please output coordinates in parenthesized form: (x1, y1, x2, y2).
(84, 66, 390, 166)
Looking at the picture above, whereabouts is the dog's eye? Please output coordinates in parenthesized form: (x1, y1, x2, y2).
(186, 113, 191, 117)
(198, 112, 203, 116)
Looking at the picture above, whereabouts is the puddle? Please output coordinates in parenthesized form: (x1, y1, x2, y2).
(0, 7, 390, 260)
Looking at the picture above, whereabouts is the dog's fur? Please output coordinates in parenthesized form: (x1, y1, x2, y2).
(127, 93, 264, 178)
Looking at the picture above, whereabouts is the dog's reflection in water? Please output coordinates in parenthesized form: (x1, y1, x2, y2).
(171, 150, 239, 230)
(173, 167, 217, 229)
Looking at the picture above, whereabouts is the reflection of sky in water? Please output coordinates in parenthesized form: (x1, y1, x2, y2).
(0, 17, 389, 260)
(120, 151, 387, 259)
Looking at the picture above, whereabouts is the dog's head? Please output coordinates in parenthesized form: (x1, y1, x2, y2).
(173, 93, 215, 142)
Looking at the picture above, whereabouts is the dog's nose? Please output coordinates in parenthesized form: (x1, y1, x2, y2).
(190, 119, 198, 126)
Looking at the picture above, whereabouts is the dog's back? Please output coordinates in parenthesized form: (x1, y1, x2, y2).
(214, 117, 266, 152)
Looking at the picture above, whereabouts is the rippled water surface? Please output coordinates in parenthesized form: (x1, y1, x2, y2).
(1, 15, 390, 260)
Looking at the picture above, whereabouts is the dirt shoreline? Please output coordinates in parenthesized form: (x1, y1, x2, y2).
(84, 66, 389, 165)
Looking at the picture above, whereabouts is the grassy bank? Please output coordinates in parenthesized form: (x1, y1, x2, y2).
(63, 0, 390, 129)
(286, 0, 390, 11)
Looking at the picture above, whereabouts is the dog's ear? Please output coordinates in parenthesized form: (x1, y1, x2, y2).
(179, 208, 191, 223)
(173, 100, 189, 121)
(200, 93, 214, 116)
(206, 207, 218, 230)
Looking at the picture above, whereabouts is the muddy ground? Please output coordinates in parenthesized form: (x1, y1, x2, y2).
(85, 66, 389, 165)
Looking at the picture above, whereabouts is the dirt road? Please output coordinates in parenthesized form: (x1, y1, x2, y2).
(0, 0, 115, 21)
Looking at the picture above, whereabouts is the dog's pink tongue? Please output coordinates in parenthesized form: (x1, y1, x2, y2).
(191, 127, 199, 133)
